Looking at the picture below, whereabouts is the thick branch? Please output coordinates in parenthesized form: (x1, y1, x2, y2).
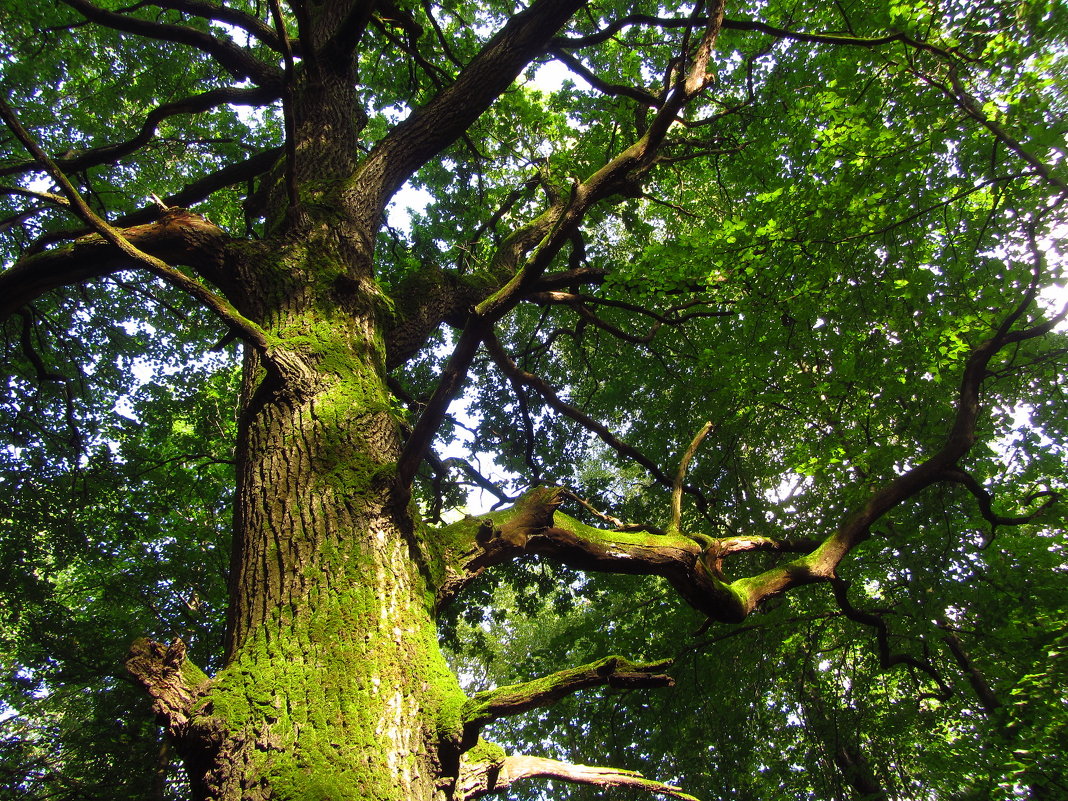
(141, 0, 289, 52)
(431, 487, 813, 622)
(382, 7, 732, 368)
(936, 621, 1003, 715)
(459, 754, 700, 801)
(0, 208, 231, 321)
(59, 0, 281, 84)
(125, 638, 210, 735)
(345, 0, 585, 223)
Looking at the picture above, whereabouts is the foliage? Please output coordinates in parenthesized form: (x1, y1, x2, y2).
(0, 0, 1066, 798)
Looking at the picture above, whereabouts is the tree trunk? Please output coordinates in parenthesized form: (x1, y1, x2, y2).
(137, 227, 469, 800)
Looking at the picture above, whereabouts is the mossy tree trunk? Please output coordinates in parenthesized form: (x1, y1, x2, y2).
(155, 212, 465, 798)
(206, 261, 462, 799)
(122, 44, 477, 797)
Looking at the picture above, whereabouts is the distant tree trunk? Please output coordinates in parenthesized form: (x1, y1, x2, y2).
(799, 664, 891, 801)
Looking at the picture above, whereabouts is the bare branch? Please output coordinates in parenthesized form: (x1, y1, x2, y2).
(459, 754, 700, 801)
(483, 328, 684, 498)
(671, 421, 713, 534)
(0, 185, 70, 207)
(395, 319, 486, 493)
(830, 579, 952, 700)
(941, 467, 1058, 531)
(0, 99, 285, 367)
(547, 47, 662, 106)
(137, 0, 289, 53)
(345, 0, 585, 223)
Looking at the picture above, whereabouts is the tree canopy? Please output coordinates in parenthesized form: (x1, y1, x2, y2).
(0, 0, 1066, 799)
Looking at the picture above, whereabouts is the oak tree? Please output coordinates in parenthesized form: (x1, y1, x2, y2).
(1, 0, 1066, 799)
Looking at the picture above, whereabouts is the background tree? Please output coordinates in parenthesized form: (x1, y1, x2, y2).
(0, 0, 1066, 799)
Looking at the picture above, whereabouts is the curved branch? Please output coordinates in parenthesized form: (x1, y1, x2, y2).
(547, 47, 662, 106)
(58, 0, 281, 84)
(462, 655, 672, 739)
(0, 86, 280, 180)
(935, 621, 1003, 715)
(138, 0, 289, 53)
(1, 100, 250, 324)
(941, 467, 1058, 529)
(459, 754, 700, 801)
(0, 100, 300, 379)
(0, 208, 231, 321)
(830, 579, 952, 700)
(431, 487, 812, 621)
(554, 12, 965, 59)
(25, 147, 282, 251)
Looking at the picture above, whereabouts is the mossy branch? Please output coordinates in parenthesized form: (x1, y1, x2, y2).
(462, 655, 673, 736)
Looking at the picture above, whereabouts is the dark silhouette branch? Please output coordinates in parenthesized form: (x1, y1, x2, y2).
(134, 0, 290, 53)
(395, 319, 486, 493)
(58, 0, 282, 84)
(344, 0, 587, 223)
(554, 12, 971, 60)
(941, 467, 1058, 531)
(483, 328, 680, 496)
(936, 620, 1003, 715)
(831, 579, 952, 700)
(0, 100, 302, 378)
(546, 47, 662, 106)
(23, 147, 282, 253)
(0, 86, 280, 181)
